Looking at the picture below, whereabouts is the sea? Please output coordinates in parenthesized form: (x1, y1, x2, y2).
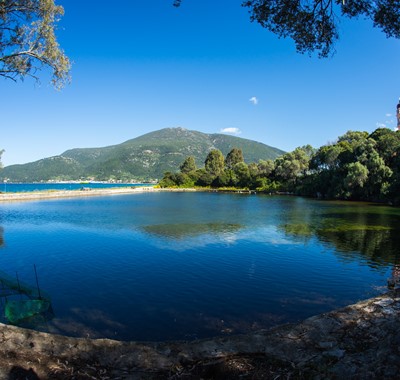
(1, 182, 151, 193)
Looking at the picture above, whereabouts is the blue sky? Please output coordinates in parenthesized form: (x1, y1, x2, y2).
(1, 0, 400, 167)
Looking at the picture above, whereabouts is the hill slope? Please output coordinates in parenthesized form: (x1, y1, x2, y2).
(1, 128, 285, 182)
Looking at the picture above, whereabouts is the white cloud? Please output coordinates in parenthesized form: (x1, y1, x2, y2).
(376, 122, 387, 128)
(220, 127, 241, 135)
(386, 113, 392, 117)
(249, 96, 258, 105)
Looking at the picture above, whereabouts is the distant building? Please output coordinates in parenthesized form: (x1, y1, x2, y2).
(397, 98, 400, 130)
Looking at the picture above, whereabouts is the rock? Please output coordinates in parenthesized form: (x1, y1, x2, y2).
(0, 290, 399, 378)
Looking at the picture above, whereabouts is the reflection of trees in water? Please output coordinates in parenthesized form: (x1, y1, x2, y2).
(278, 203, 400, 268)
(141, 223, 242, 240)
(316, 228, 396, 268)
(0, 226, 4, 247)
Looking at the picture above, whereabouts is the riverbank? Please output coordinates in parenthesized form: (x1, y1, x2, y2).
(1, 289, 399, 379)
(0, 186, 198, 202)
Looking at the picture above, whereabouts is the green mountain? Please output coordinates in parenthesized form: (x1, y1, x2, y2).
(1, 128, 285, 182)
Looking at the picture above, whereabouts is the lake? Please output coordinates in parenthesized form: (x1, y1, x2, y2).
(0, 192, 398, 341)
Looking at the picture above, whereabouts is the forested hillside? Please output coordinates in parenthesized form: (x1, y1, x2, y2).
(0, 128, 284, 182)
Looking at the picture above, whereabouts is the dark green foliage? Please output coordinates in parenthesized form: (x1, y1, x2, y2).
(212, 172, 231, 188)
(158, 172, 176, 188)
(175, 1, 400, 57)
(196, 169, 215, 187)
(274, 145, 313, 192)
(160, 127, 400, 205)
(180, 156, 197, 173)
(0, 127, 284, 182)
(233, 162, 251, 188)
(243, 0, 400, 57)
(225, 148, 244, 169)
(205, 149, 225, 176)
(307, 128, 395, 201)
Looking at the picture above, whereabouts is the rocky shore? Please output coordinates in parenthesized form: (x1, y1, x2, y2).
(1, 289, 399, 379)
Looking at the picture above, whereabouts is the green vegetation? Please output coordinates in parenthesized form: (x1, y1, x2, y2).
(0, 0, 70, 89)
(174, 0, 400, 58)
(0, 127, 284, 182)
(142, 222, 242, 239)
(160, 127, 400, 205)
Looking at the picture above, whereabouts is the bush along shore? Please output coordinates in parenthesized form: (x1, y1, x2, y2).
(0, 289, 399, 379)
(159, 127, 400, 205)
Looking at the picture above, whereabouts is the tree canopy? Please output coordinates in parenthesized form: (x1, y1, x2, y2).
(179, 156, 197, 173)
(225, 148, 244, 170)
(0, 0, 70, 89)
(174, 0, 400, 57)
(159, 127, 400, 205)
(205, 149, 225, 176)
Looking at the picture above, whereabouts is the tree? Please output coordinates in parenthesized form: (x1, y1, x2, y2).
(257, 159, 274, 177)
(233, 162, 251, 187)
(205, 149, 225, 176)
(369, 128, 400, 167)
(344, 162, 369, 196)
(274, 145, 313, 190)
(179, 156, 197, 173)
(174, 1, 400, 57)
(0, 0, 70, 89)
(158, 171, 176, 188)
(225, 148, 244, 170)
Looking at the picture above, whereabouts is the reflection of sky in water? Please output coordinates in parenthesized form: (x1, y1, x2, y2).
(0, 192, 396, 341)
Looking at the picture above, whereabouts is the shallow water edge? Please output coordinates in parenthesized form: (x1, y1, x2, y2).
(0, 289, 399, 379)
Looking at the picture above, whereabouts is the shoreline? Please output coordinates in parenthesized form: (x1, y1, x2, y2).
(0, 289, 398, 378)
(0, 186, 198, 202)
(0, 188, 398, 377)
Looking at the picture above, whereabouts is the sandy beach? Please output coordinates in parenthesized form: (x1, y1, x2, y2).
(0, 186, 199, 202)
(0, 186, 155, 202)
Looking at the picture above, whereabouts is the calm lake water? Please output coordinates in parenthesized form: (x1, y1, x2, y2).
(0, 192, 398, 341)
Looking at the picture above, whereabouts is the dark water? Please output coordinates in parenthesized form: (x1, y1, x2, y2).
(0, 192, 398, 341)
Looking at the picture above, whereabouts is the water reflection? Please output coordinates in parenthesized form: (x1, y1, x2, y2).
(141, 222, 242, 240)
(278, 201, 400, 268)
(0, 194, 397, 341)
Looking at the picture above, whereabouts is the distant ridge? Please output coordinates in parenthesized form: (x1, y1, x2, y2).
(0, 127, 285, 182)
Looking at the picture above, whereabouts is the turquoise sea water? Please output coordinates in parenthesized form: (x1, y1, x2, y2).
(1, 182, 148, 193)
(0, 192, 397, 341)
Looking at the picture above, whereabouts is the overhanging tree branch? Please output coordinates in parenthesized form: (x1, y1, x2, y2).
(173, 0, 400, 57)
(0, 0, 70, 89)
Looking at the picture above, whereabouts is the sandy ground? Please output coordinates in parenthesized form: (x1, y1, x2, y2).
(0, 186, 154, 202)
(0, 186, 198, 203)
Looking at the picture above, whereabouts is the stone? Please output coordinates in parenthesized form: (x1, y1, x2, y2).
(0, 290, 399, 378)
